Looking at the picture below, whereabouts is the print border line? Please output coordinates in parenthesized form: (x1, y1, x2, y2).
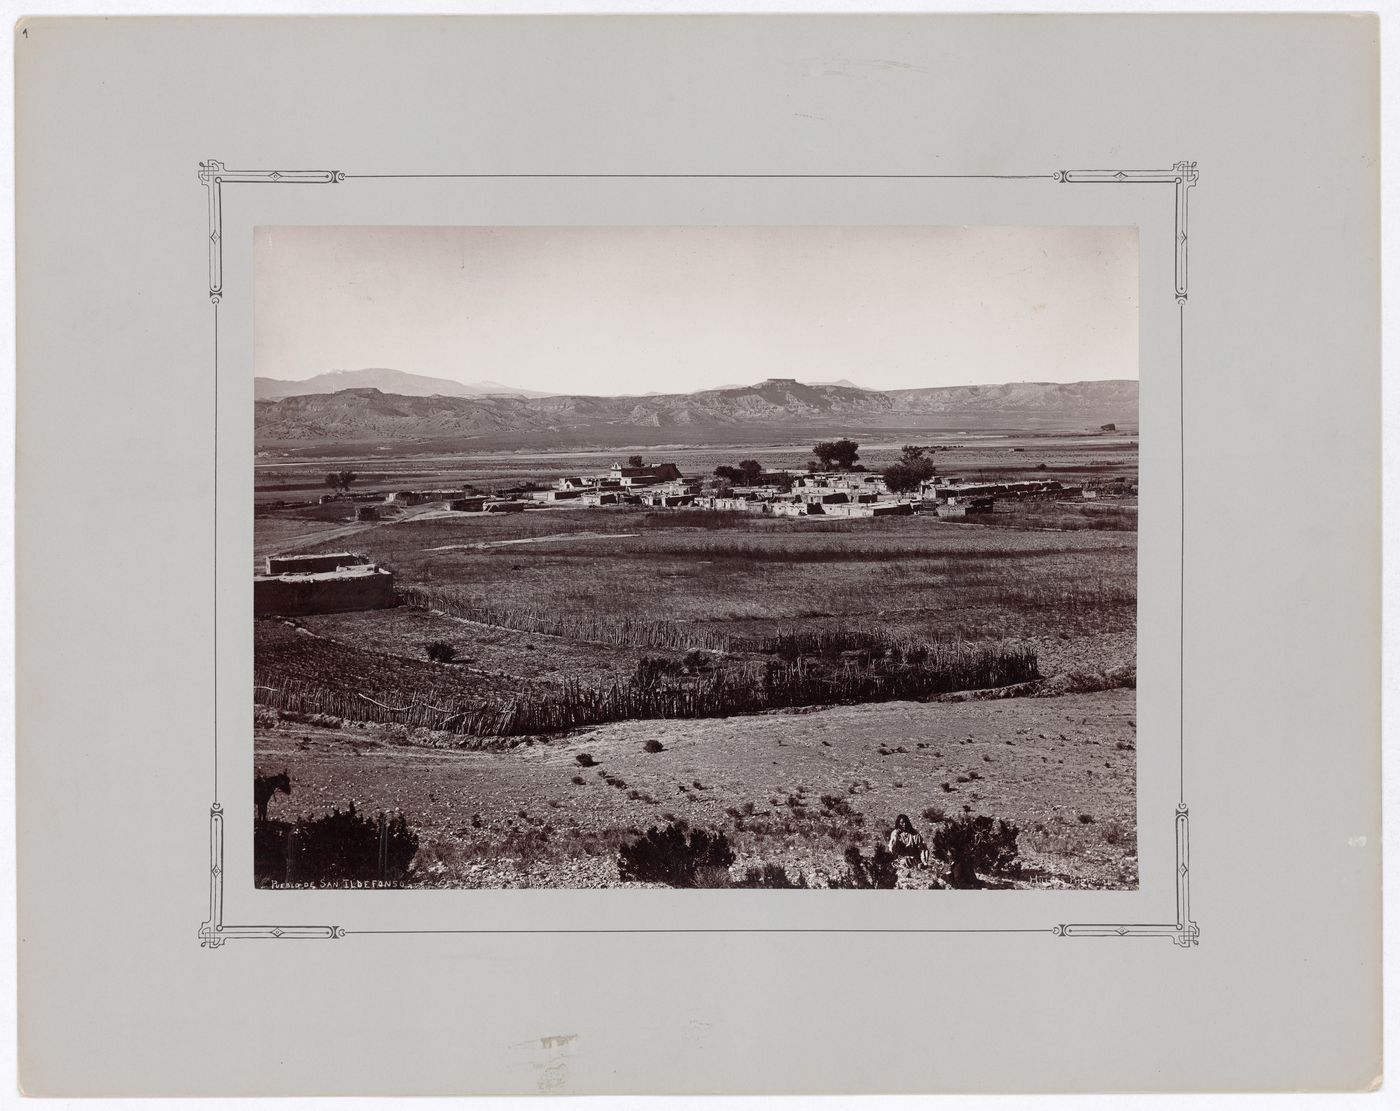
(197, 162, 1198, 949)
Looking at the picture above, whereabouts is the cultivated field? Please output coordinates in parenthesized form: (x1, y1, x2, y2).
(253, 429, 1138, 889)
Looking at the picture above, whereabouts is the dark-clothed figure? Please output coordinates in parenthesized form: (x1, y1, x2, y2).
(887, 813, 930, 868)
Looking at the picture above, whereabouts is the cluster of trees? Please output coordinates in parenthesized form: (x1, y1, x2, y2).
(711, 459, 796, 494)
(811, 438, 861, 471)
(881, 445, 937, 494)
(323, 469, 358, 493)
(714, 459, 764, 485)
(797, 438, 940, 491)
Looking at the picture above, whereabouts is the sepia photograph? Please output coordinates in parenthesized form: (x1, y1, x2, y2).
(251, 224, 1140, 891)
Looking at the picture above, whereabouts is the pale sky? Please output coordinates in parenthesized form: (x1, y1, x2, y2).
(254, 225, 1138, 396)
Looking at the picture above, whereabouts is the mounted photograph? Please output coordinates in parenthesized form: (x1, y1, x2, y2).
(251, 224, 1139, 891)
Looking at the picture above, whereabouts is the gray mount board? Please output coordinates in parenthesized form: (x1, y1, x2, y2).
(14, 14, 1380, 1096)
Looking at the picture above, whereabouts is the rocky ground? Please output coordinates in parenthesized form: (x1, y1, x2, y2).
(254, 688, 1137, 890)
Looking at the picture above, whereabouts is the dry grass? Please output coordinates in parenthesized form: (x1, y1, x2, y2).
(341, 511, 1135, 646)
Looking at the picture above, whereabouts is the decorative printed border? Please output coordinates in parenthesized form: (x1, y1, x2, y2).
(199, 161, 1198, 949)
(199, 803, 344, 947)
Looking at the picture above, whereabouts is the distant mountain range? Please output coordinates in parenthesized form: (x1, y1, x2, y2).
(254, 368, 556, 400)
(255, 376, 1137, 449)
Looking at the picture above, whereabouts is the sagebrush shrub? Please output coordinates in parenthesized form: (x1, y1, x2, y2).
(282, 802, 419, 885)
(681, 649, 714, 674)
(733, 863, 807, 889)
(643, 738, 665, 753)
(425, 641, 456, 663)
(832, 844, 899, 889)
(617, 822, 735, 887)
(930, 814, 1020, 889)
(634, 656, 683, 688)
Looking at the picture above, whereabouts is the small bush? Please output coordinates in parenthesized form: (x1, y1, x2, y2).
(575, 752, 598, 768)
(832, 844, 899, 889)
(643, 739, 665, 754)
(571, 775, 586, 785)
(682, 649, 712, 673)
(425, 641, 456, 663)
(930, 814, 1021, 889)
(819, 793, 855, 818)
(733, 863, 808, 889)
(258, 802, 418, 887)
(921, 805, 948, 825)
(618, 822, 735, 887)
(1078, 813, 1096, 824)
(634, 655, 684, 688)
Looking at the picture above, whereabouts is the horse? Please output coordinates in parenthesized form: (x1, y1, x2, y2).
(886, 813, 931, 868)
(254, 770, 292, 823)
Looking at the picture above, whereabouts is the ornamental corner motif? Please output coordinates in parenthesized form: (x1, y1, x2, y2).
(199, 159, 344, 303)
(1055, 162, 1198, 301)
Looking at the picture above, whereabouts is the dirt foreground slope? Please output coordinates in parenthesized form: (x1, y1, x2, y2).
(255, 688, 1137, 890)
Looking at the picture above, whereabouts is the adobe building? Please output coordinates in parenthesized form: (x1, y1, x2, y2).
(449, 496, 491, 512)
(254, 562, 396, 617)
(824, 501, 914, 519)
(264, 552, 370, 576)
(609, 461, 683, 487)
